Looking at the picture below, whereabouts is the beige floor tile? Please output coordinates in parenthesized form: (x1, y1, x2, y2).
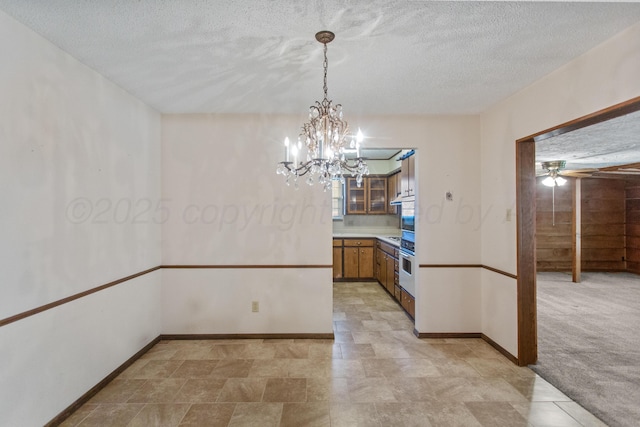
(127, 403, 190, 427)
(115, 359, 150, 379)
(170, 348, 218, 360)
(209, 359, 254, 378)
(309, 342, 342, 359)
(466, 377, 530, 402)
(465, 401, 529, 427)
(330, 402, 382, 427)
(240, 343, 277, 359)
(503, 375, 572, 402)
(76, 403, 144, 427)
(339, 343, 376, 359)
(262, 378, 307, 402)
(170, 360, 218, 378)
(328, 359, 366, 378)
(58, 403, 98, 427)
(130, 360, 183, 379)
(248, 358, 290, 377)
(227, 402, 283, 427)
(178, 403, 236, 426)
(89, 379, 146, 404)
(217, 378, 268, 402)
(423, 402, 483, 427)
(287, 359, 330, 378)
(554, 402, 608, 427)
(280, 402, 331, 427)
(172, 378, 227, 403)
(127, 378, 187, 403)
(347, 377, 397, 403)
(371, 342, 411, 358)
(306, 378, 350, 402)
(208, 344, 248, 359)
(388, 378, 438, 402)
(375, 402, 435, 426)
(512, 402, 584, 427)
(273, 343, 310, 359)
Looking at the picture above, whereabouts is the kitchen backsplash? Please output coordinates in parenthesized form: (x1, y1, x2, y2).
(333, 214, 400, 233)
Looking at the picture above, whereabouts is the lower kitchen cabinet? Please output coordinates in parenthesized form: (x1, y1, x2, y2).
(341, 239, 374, 280)
(333, 239, 343, 279)
(401, 289, 416, 319)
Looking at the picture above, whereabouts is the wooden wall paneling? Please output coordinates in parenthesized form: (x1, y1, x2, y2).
(626, 183, 640, 274)
(581, 179, 626, 271)
(535, 176, 573, 271)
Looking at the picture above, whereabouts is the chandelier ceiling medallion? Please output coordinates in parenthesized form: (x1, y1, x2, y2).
(276, 31, 368, 191)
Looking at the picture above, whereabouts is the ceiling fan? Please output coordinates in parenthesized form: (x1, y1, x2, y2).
(536, 160, 598, 185)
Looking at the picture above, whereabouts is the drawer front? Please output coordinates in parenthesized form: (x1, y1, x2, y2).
(344, 239, 374, 247)
(333, 239, 343, 247)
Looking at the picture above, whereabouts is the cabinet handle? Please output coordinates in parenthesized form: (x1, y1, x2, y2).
(357, 241, 361, 245)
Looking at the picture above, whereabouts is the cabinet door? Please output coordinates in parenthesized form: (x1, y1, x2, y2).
(358, 247, 374, 279)
(387, 173, 398, 214)
(332, 246, 343, 279)
(386, 255, 395, 295)
(367, 177, 387, 214)
(344, 247, 360, 278)
(377, 249, 387, 286)
(346, 178, 367, 214)
(400, 157, 410, 197)
(407, 154, 415, 196)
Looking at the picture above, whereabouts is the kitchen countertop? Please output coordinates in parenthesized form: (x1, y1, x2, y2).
(333, 232, 401, 247)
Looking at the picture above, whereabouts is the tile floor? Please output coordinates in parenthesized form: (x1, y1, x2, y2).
(60, 282, 606, 427)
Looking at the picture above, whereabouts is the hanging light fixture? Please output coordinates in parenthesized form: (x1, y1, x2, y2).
(276, 31, 368, 191)
(541, 160, 567, 187)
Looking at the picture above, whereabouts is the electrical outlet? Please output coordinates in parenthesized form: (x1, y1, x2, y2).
(251, 301, 259, 313)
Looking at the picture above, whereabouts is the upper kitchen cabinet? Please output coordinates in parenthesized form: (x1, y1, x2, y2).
(387, 171, 401, 214)
(346, 176, 388, 215)
(400, 151, 416, 198)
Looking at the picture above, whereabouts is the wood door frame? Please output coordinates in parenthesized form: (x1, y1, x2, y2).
(515, 95, 640, 366)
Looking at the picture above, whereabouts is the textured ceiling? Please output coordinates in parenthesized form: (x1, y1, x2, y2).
(1, 1, 640, 115)
(536, 109, 640, 171)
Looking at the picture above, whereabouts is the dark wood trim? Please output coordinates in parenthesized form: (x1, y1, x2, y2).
(516, 138, 538, 366)
(515, 96, 640, 367)
(163, 264, 332, 269)
(414, 331, 481, 339)
(481, 333, 519, 365)
(481, 265, 518, 280)
(1, 264, 333, 329)
(522, 95, 640, 143)
(419, 264, 517, 280)
(413, 330, 519, 365)
(160, 333, 335, 340)
(419, 264, 482, 268)
(0, 266, 162, 328)
(46, 336, 161, 427)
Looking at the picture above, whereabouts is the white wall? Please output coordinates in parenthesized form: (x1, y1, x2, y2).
(0, 11, 161, 426)
(480, 21, 640, 357)
(161, 114, 335, 334)
(338, 115, 483, 333)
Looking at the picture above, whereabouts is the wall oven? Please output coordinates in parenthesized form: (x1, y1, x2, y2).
(399, 230, 415, 297)
(400, 197, 415, 232)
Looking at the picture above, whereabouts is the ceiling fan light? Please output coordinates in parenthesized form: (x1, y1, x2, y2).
(542, 176, 556, 187)
(555, 176, 567, 186)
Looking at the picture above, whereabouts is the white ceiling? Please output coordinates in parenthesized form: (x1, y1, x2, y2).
(1, 1, 640, 116)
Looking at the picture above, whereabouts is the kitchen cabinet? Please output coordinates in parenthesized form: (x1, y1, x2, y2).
(401, 289, 415, 319)
(387, 172, 401, 214)
(400, 153, 416, 198)
(343, 239, 374, 279)
(376, 240, 399, 297)
(333, 239, 343, 279)
(346, 177, 388, 215)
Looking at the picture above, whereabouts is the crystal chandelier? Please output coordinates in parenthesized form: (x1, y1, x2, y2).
(276, 31, 369, 191)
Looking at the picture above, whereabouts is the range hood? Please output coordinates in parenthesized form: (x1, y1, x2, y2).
(389, 195, 403, 205)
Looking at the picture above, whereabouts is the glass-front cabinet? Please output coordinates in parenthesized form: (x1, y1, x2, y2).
(346, 177, 388, 215)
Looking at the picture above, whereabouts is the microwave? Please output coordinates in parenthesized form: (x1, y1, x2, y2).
(401, 197, 415, 232)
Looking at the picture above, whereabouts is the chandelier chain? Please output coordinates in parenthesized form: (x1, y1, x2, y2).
(323, 42, 328, 99)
